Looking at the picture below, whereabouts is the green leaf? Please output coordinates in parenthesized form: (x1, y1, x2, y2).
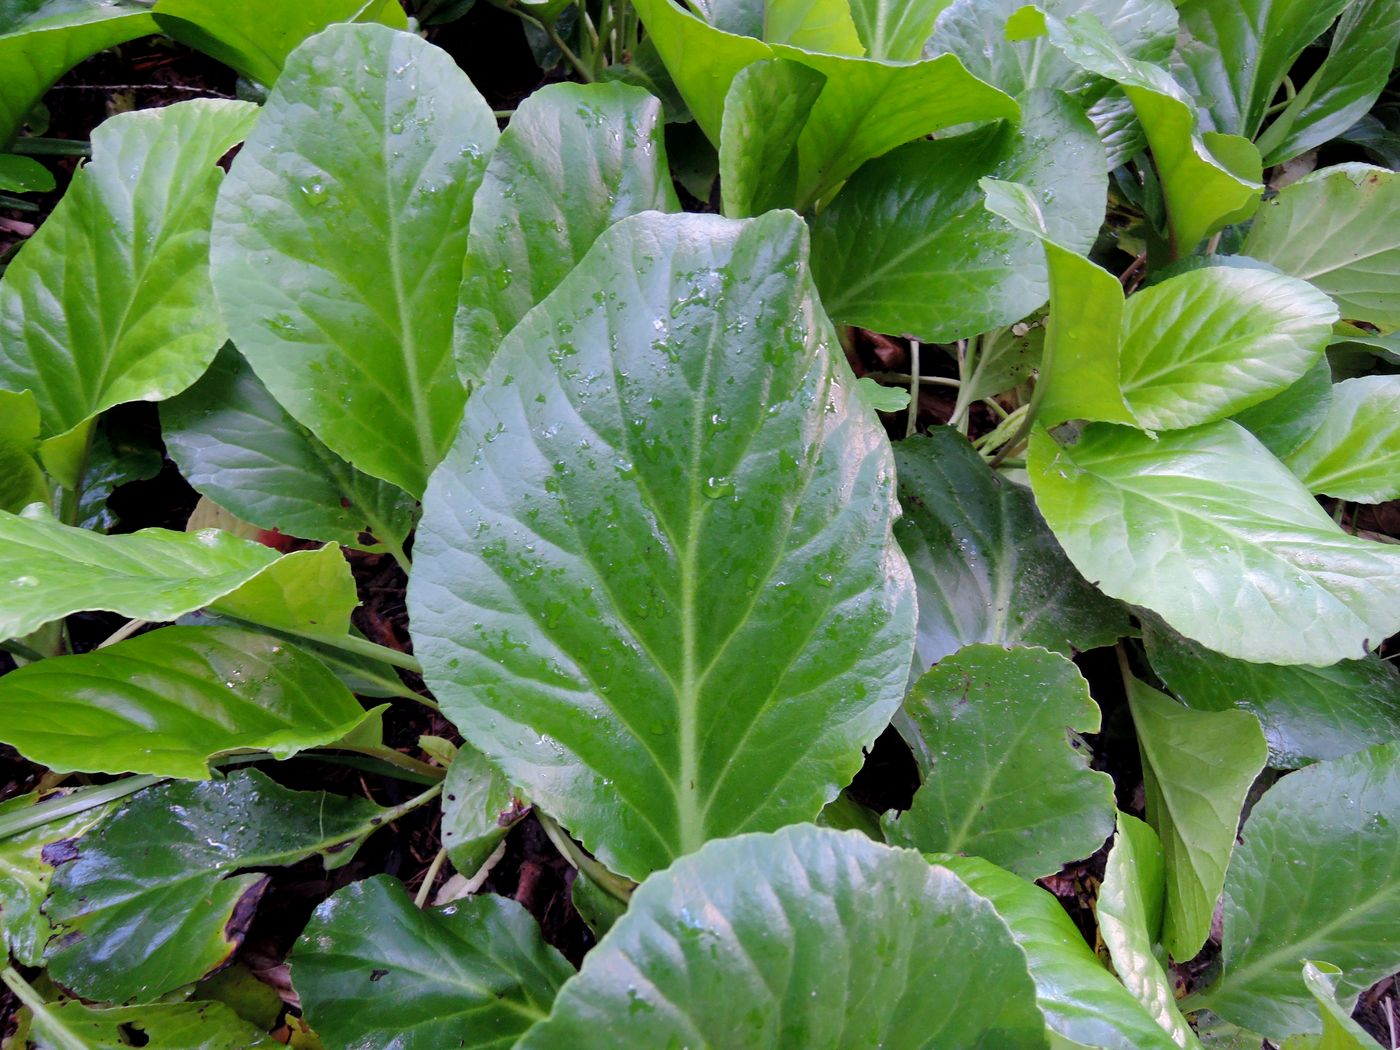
(719, 58, 826, 219)
(160, 343, 418, 552)
(855, 376, 911, 413)
(0, 1, 155, 149)
(0, 153, 52, 193)
(1201, 742, 1400, 1039)
(849, 0, 949, 60)
(519, 825, 1049, 1048)
(441, 745, 527, 876)
(204, 544, 358, 642)
(293, 875, 572, 1050)
(15, 995, 278, 1050)
(1098, 813, 1201, 1049)
(455, 81, 677, 384)
(1232, 353, 1333, 460)
(212, 24, 498, 497)
(152, 0, 406, 87)
(0, 508, 279, 642)
(1244, 164, 1400, 328)
(1127, 676, 1267, 962)
(46, 769, 388, 1003)
(0, 100, 257, 440)
(1027, 421, 1400, 665)
(71, 417, 163, 533)
(409, 211, 915, 880)
(1284, 375, 1400, 502)
(885, 644, 1115, 879)
(894, 428, 1128, 670)
(1255, 0, 1400, 166)
(0, 389, 44, 514)
(1088, 89, 1147, 170)
(811, 89, 1106, 343)
(938, 854, 1183, 1050)
(1174, 0, 1350, 140)
(0, 625, 369, 778)
(1145, 619, 1400, 769)
(0, 791, 112, 967)
(1279, 962, 1384, 1050)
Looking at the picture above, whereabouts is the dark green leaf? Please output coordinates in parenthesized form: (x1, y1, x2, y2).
(18, 995, 278, 1049)
(1279, 962, 1382, 1049)
(1232, 353, 1333, 460)
(0, 153, 52, 193)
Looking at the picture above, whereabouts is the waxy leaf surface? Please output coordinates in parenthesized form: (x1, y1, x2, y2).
(1280, 962, 1382, 1049)
(1284, 375, 1400, 503)
(719, 58, 825, 219)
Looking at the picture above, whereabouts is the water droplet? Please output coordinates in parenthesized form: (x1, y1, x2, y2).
(703, 476, 734, 499)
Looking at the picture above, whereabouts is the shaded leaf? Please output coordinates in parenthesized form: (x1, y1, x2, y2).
(441, 745, 526, 877)
(14, 993, 278, 1050)
(1284, 375, 1400, 503)
(719, 58, 825, 219)
(1279, 962, 1384, 1049)
(1231, 353, 1333, 460)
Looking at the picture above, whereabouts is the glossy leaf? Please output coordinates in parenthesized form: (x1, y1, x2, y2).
(811, 89, 1106, 343)
(410, 211, 914, 880)
(520, 825, 1048, 1048)
(46, 769, 387, 1003)
(18, 996, 278, 1050)
(0, 0, 155, 148)
(1201, 742, 1400, 1039)
(849, 0, 949, 60)
(161, 345, 417, 552)
(1232, 353, 1333, 460)
(152, 0, 406, 86)
(1244, 164, 1400, 328)
(894, 428, 1127, 671)
(203, 544, 358, 642)
(0, 153, 52, 193)
(1279, 962, 1383, 1049)
(293, 875, 572, 1050)
(1127, 677, 1267, 962)
(0, 625, 369, 778)
(455, 81, 677, 383)
(0, 508, 278, 641)
(1027, 421, 1400, 665)
(0, 100, 257, 440)
(441, 745, 527, 876)
(0, 388, 43, 514)
(1284, 375, 1400, 503)
(939, 854, 1182, 1050)
(885, 644, 1115, 880)
(1098, 813, 1201, 1049)
(719, 58, 825, 219)
(212, 24, 498, 496)
(1145, 619, 1400, 769)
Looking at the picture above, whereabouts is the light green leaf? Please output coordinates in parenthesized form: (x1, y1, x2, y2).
(1284, 375, 1400, 502)
(884, 644, 1115, 879)
(204, 544, 358, 642)
(1255, 0, 1400, 166)
(850, 0, 950, 60)
(160, 344, 417, 552)
(1127, 676, 1267, 962)
(0, 625, 369, 778)
(293, 875, 572, 1050)
(854, 376, 911, 413)
(409, 211, 914, 880)
(1098, 813, 1201, 1049)
(894, 428, 1128, 671)
(0, 100, 257, 440)
(520, 825, 1049, 1048)
(1244, 164, 1400, 328)
(152, 0, 406, 87)
(0, 508, 279, 642)
(811, 89, 1106, 343)
(455, 81, 677, 383)
(760, 0, 864, 54)
(1027, 421, 1400, 665)
(1279, 962, 1384, 1049)
(212, 24, 498, 496)
(441, 745, 527, 877)
(14, 994, 278, 1050)
(719, 58, 826, 219)
(0, 389, 44, 514)
(1232, 353, 1333, 459)
(0, 1, 155, 149)
(46, 769, 389, 1004)
(1201, 742, 1400, 1039)
(939, 854, 1183, 1050)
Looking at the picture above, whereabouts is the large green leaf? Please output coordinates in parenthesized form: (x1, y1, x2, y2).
(0, 508, 278, 642)
(939, 854, 1182, 1050)
(0, 625, 369, 778)
(849, 0, 949, 60)
(1200, 742, 1400, 1039)
(1254, 0, 1400, 166)
(1174, 0, 1350, 140)
(718, 58, 826, 219)
(1244, 164, 1400, 328)
(160, 343, 418, 552)
(212, 24, 498, 497)
(201, 543, 358, 642)
(894, 429, 1128, 671)
(1231, 353, 1334, 459)
(293, 875, 572, 1050)
(810, 89, 1106, 343)
(0, 100, 257, 441)
(15, 995, 278, 1050)
(519, 825, 1049, 1048)
(1279, 962, 1384, 1050)
(1098, 813, 1201, 1049)
(409, 211, 915, 880)
(0, 1, 155, 149)
(1284, 375, 1400, 503)
(1027, 421, 1400, 665)
(46, 769, 388, 1003)
(1145, 621, 1400, 770)
(152, 0, 406, 86)
(455, 81, 677, 384)
(884, 644, 1115, 879)
(440, 745, 527, 877)
(1127, 677, 1267, 963)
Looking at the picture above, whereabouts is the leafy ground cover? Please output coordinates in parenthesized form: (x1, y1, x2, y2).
(2, 0, 1400, 1047)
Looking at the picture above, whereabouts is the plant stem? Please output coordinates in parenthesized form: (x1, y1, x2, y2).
(905, 339, 921, 439)
(414, 847, 450, 907)
(0, 774, 163, 841)
(331, 744, 446, 782)
(511, 8, 593, 81)
(312, 632, 422, 674)
(536, 810, 635, 904)
(2, 968, 86, 1050)
(97, 618, 148, 649)
(10, 137, 90, 156)
(863, 371, 960, 390)
(379, 780, 445, 825)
